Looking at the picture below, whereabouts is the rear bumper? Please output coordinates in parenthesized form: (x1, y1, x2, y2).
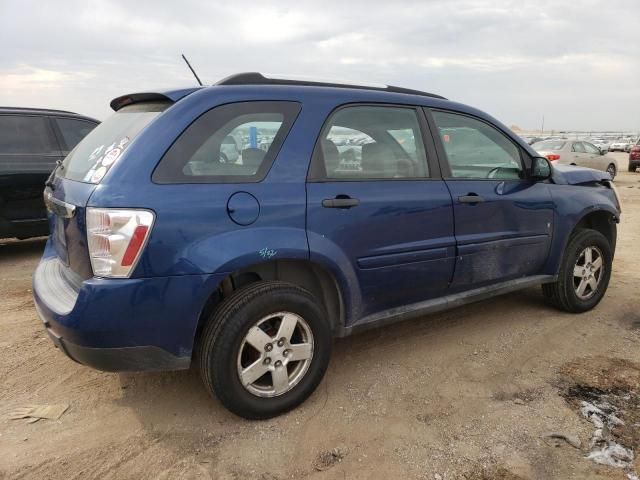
(33, 244, 227, 372)
(41, 312, 190, 371)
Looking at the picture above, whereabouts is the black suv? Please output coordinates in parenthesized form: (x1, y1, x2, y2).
(0, 107, 98, 240)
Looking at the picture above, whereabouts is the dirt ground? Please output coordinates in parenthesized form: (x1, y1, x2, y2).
(1, 152, 639, 480)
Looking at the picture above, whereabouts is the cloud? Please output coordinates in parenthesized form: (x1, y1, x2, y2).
(0, 0, 638, 130)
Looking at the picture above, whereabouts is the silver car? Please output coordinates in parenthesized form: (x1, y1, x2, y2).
(533, 140, 618, 179)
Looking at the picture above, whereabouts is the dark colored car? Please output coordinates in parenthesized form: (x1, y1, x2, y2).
(33, 73, 621, 419)
(0, 107, 98, 239)
(629, 139, 640, 172)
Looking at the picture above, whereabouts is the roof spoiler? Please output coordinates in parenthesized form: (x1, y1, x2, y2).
(109, 92, 174, 112)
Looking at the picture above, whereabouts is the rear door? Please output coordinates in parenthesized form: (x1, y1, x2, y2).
(427, 108, 554, 288)
(306, 105, 455, 320)
(0, 114, 62, 236)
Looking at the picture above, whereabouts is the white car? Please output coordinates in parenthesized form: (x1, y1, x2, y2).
(533, 139, 619, 179)
(591, 139, 610, 153)
(609, 139, 632, 152)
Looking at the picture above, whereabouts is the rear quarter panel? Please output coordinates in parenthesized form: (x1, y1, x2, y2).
(88, 87, 334, 278)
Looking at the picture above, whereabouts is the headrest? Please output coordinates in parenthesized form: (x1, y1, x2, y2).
(361, 142, 395, 177)
(241, 148, 266, 169)
(321, 139, 340, 175)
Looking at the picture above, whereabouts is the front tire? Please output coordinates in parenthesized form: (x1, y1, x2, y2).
(542, 229, 612, 313)
(606, 163, 617, 179)
(199, 281, 332, 419)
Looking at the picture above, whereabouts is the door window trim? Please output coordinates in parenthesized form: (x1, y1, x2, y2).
(307, 102, 442, 182)
(423, 107, 532, 181)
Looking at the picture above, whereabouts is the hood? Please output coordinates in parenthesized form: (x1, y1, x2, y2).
(552, 164, 611, 185)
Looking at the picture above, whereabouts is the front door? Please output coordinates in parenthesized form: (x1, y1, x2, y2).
(582, 141, 604, 171)
(428, 109, 554, 289)
(570, 141, 592, 168)
(306, 105, 456, 321)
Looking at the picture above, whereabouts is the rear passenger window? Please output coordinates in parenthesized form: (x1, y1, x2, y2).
(0, 115, 59, 155)
(153, 102, 301, 183)
(431, 110, 523, 180)
(55, 118, 96, 150)
(311, 106, 429, 180)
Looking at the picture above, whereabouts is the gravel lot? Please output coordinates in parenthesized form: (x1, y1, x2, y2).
(1, 152, 639, 480)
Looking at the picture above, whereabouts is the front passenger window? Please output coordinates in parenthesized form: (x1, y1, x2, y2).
(314, 106, 429, 180)
(572, 142, 586, 153)
(583, 142, 601, 155)
(431, 110, 523, 180)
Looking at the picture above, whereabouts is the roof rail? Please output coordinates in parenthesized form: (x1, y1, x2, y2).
(216, 72, 447, 100)
(0, 106, 77, 115)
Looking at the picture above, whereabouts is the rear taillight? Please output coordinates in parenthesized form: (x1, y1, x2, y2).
(546, 154, 560, 161)
(86, 208, 155, 278)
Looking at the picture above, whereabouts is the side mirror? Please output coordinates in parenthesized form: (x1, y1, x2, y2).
(531, 157, 552, 180)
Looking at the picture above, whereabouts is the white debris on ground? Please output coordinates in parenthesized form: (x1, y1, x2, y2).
(580, 399, 638, 479)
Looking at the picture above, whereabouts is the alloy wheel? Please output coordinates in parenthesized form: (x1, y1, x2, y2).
(236, 312, 314, 398)
(573, 246, 604, 300)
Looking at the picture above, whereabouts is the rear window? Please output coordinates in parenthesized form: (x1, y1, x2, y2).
(532, 140, 565, 151)
(0, 115, 59, 155)
(153, 101, 301, 184)
(59, 102, 168, 183)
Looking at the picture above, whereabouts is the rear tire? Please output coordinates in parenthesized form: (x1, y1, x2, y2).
(542, 229, 612, 313)
(199, 281, 332, 419)
(606, 163, 617, 179)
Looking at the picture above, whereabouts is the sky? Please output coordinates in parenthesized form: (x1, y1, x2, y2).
(0, 0, 638, 132)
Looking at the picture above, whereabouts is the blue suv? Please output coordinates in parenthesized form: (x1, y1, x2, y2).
(33, 73, 621, 419)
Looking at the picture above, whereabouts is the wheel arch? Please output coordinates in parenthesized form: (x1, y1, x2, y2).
(546, 208, 619, 278)
(194, 259, 345, 348)
(572, 209, 618, 254)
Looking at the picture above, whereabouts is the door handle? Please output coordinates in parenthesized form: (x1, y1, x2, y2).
(322, 197, 360, 209)
(458, 194, 485, 204)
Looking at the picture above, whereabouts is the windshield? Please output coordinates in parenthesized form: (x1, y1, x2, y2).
(59, 102, 169, 183)
(532, 140, 565, 151)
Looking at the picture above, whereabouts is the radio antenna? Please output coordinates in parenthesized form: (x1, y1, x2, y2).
(181, 54, 203, 86)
